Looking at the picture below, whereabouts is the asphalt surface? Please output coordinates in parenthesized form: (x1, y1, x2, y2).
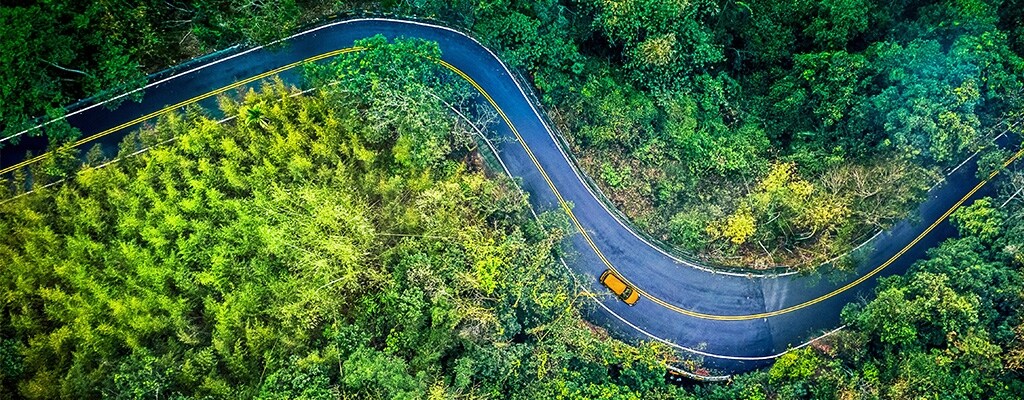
(0, 18, 1017, 375)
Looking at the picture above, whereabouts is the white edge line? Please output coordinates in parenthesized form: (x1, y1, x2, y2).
(946, 121, 1019, 177)
(1001, 184, 1024, 208)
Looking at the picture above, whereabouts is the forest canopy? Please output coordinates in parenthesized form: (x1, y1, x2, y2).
(1, 1, 1024, 398)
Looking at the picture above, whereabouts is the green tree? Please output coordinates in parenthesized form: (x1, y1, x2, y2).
(585, 0, 723, 90)
(951, 198, 1004, 242)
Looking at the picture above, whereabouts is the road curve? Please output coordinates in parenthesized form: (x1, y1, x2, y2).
(1, 18, 1020, 375)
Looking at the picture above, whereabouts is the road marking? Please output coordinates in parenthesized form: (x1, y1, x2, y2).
(6, 35, 1023, 322)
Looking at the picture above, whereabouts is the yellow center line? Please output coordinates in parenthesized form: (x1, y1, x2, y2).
(7, 43, 1021, 321)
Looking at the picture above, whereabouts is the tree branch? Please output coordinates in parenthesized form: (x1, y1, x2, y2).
(39, 59, 90, 77)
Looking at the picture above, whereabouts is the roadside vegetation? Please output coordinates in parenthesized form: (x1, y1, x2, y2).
(3, 0, 1024, 398)
(2, 25, 1024, 399)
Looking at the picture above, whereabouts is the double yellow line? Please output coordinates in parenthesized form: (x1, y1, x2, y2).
(7, 43, 1020, 321)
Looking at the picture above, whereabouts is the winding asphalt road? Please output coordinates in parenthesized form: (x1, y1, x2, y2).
(2, 18, 1021, 376)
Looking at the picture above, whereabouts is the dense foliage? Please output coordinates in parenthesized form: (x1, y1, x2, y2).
(0, 39, 689, 399)
(3, 1, 1024, 398)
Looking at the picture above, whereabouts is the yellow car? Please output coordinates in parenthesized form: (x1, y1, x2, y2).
(600, 269, 640, 306)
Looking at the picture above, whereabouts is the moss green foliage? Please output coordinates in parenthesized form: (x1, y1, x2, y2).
(0, 38, 694, 399)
